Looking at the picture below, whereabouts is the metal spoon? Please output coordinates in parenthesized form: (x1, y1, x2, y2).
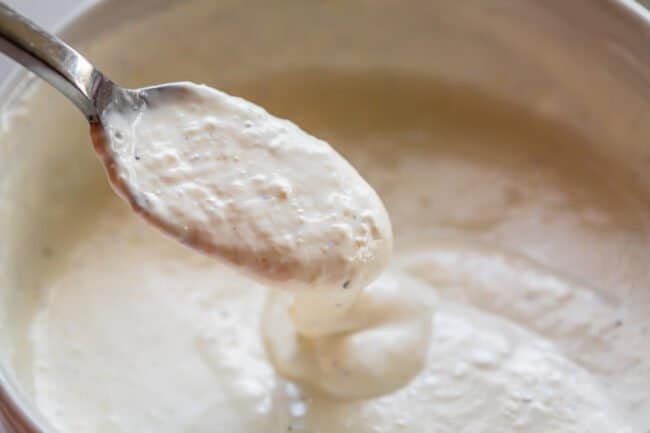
(0, 0, 204, 247)
(0, 2, 172, 123)
(0, 2, 206, 249)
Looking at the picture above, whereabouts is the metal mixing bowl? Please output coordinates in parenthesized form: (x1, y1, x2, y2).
(0, 1, 649, 432)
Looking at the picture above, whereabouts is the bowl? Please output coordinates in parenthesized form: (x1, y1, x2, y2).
(1, 1, 650, 432)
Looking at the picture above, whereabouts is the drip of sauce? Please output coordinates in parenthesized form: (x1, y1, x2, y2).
(263, 272, 435, 399)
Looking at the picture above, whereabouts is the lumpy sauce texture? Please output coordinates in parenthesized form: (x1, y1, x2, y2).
(95, 82, 432, 399)
(1, 69, 650, 433)
(96, 83, 393, 295)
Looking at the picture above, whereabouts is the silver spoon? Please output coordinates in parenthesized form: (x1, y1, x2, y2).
(0, 2, 208, 249)
(0, 2, 172, 123)
(0, 0, 205, 246)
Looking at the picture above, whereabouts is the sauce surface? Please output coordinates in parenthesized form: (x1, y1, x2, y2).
(1, 58, 649, 433)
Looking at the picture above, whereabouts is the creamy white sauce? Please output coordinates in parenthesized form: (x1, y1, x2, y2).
(96, 82, 430, 399)
(99, 83, 393, 295)
(1, 51, 649, 433)
(263, 272, 435, 399)
(22, 204, 632, 433)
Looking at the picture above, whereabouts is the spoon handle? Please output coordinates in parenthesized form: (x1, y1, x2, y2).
(0, 2, 109, 121)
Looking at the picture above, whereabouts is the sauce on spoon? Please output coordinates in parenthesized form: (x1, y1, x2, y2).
(91, 81, 433, 398)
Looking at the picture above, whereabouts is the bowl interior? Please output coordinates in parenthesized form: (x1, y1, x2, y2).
(1, 0, 650, 431)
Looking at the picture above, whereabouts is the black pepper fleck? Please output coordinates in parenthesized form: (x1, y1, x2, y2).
(342, 280, 350, 289)
(614, 319, 623, 327)
(135, 155, 141, 161)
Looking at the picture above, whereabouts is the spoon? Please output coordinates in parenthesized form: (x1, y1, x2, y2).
(0, 2, 393, 293)
(0, 2, 169, 123)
